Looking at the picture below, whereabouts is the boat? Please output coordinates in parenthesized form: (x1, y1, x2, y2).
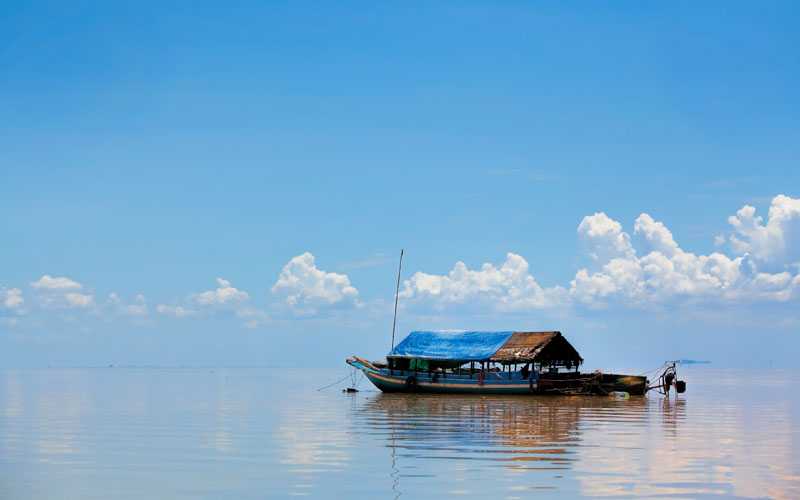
(347, 330, 684, 396)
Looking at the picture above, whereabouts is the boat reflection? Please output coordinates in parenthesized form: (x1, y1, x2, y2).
(360, 393, 649, 456)
(355, 393, 650, 497)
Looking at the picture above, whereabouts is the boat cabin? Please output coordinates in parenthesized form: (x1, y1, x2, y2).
(386, 330, 583, 377)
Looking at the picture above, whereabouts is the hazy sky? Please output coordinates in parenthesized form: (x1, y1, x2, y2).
(1, 2, 798, 368)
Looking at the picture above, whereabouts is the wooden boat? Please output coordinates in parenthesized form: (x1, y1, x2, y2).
(347, 330, 658, 396)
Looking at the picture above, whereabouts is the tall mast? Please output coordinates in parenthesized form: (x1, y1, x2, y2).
(390, 249, 404, 351)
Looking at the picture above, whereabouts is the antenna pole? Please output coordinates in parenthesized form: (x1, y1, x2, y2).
(391, 249, 404, 351)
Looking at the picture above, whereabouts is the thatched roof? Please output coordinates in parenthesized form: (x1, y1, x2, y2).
(490, 331, 583, 365)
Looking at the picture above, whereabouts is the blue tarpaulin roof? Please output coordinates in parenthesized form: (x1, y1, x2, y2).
(388, 331, 515, 360)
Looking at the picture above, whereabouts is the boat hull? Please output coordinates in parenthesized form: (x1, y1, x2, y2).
(347, 357, 647, 396)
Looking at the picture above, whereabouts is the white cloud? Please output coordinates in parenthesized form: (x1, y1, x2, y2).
(30, 275, 95, 309)
(31, 275, 82, 290)
(406, 200, 800, 312)
(570, 210, 798, 308)
(126, 294, 148, 316)
(633, 213, 680, 257)
(64, 292, 94, 308)
(570, 258, 644, 305)
(156, 304, 196, 318)
(235, 307, 269, 329)
(400, 252, 567, 311)
(193, 278, 249, 306)
(726, 194, 800, 270)
(1, 288, 24, 310)
(153, 279, 250, 324)
(272, 252, 360, 313)
(578, 212, 636, 262)
(6, 194, 797, 325)
(108, 293, 148, 317)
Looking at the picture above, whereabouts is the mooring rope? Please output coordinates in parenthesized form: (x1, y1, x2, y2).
(316, 373, 353, 391)
(352, 371, 365, 389)
(638, 362, 669, 377)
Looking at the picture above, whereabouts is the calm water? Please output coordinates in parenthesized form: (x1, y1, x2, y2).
(1, 367, 798, 499)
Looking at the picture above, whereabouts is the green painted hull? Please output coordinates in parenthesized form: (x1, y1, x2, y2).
(347, 359, 647, 396)
(366, 370, 538, 395)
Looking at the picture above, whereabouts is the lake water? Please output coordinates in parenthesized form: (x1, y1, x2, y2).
(1, 367, 798, 499)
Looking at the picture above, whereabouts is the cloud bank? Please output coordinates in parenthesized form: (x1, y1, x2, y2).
(570, 209, 798, 308)
(404, 194, 800, 312)
(400, 253, 567, 311)
(3, 194, 798, 329)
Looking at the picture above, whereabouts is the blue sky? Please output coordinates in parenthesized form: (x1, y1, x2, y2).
(1, 1, 798, 368)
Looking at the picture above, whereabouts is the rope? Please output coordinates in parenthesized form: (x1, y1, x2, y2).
(638, 362, 669, 377)
(316, 373, 352, 391)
